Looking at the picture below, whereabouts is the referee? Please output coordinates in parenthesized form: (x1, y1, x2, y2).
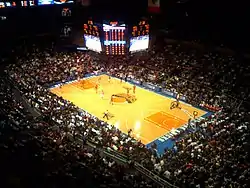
(103, 110, 109, 120)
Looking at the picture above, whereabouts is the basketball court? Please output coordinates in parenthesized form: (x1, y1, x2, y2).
(50, 74, 207, 144)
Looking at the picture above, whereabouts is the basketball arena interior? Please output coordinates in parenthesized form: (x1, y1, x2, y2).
(0, 1, 250, 188)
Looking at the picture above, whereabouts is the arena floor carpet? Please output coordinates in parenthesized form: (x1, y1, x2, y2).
(50, 74, 207, 145)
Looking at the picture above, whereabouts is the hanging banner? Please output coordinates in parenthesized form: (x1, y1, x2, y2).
(77, 0, 90, 6)
(148, 0, 160, 13)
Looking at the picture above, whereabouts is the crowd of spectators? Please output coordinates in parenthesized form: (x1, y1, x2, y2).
(1, 39, 250, 188)
(0, 72, 159, 188)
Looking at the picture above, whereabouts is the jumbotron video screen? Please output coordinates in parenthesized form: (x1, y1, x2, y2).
(129, 35, 149, 53)
(84, 34, 102, 53)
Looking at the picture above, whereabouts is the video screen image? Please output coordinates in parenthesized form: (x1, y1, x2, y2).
(38, 0, 54, 5)
(4, 1, 17, 7)
(129, 35, 149, 53)
(54, 0, 74, 4)
(84, 34, 102, 53)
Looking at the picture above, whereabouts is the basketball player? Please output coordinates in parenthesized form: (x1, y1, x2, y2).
(95, 84, 98, 94)
(101, 90, 104, 99)
(110, 95, 114, 105)
(108, 76, 111, 83)
(128, 129, 133, 136)
(127, 88, 130, 95)
(82, 80, 85, 88)
(176, 93, 180, 108)
(133, 85, 136, 94)
(188, 118, 192, 128)
(170, 101, 175, 110)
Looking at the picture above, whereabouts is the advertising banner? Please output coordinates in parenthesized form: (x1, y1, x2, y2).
(148, 0, 160, 13)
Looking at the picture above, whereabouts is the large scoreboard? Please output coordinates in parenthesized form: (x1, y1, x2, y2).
(103, 21, 126, 55)
(81, 20, 150, 55)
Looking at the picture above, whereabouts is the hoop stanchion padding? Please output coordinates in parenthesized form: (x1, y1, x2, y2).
(113, 93, 137, 103)
(113, 95, 127, 103)
(77, 80, 95, 89)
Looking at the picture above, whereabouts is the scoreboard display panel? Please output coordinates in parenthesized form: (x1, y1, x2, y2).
(20, 1, 36, 6)
(83, 20, 99, 37)
(21, 1, 30, 6)
(0, 1, 17, 8)
(5, 1, 17, 7)
(38, 0, 54, 5)
(132, 21, 149, 37)
(103, 21, 126, 55)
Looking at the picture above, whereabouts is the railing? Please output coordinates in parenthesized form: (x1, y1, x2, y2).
(85, 140, 178, 188)
(4, 74, 41, 117)
(134, 162, 179, 188)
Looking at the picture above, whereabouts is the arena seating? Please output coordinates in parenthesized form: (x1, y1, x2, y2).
(1, 39, 250, 188)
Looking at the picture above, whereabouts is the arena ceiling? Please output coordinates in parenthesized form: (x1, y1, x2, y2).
(0, 0, 249, 50)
